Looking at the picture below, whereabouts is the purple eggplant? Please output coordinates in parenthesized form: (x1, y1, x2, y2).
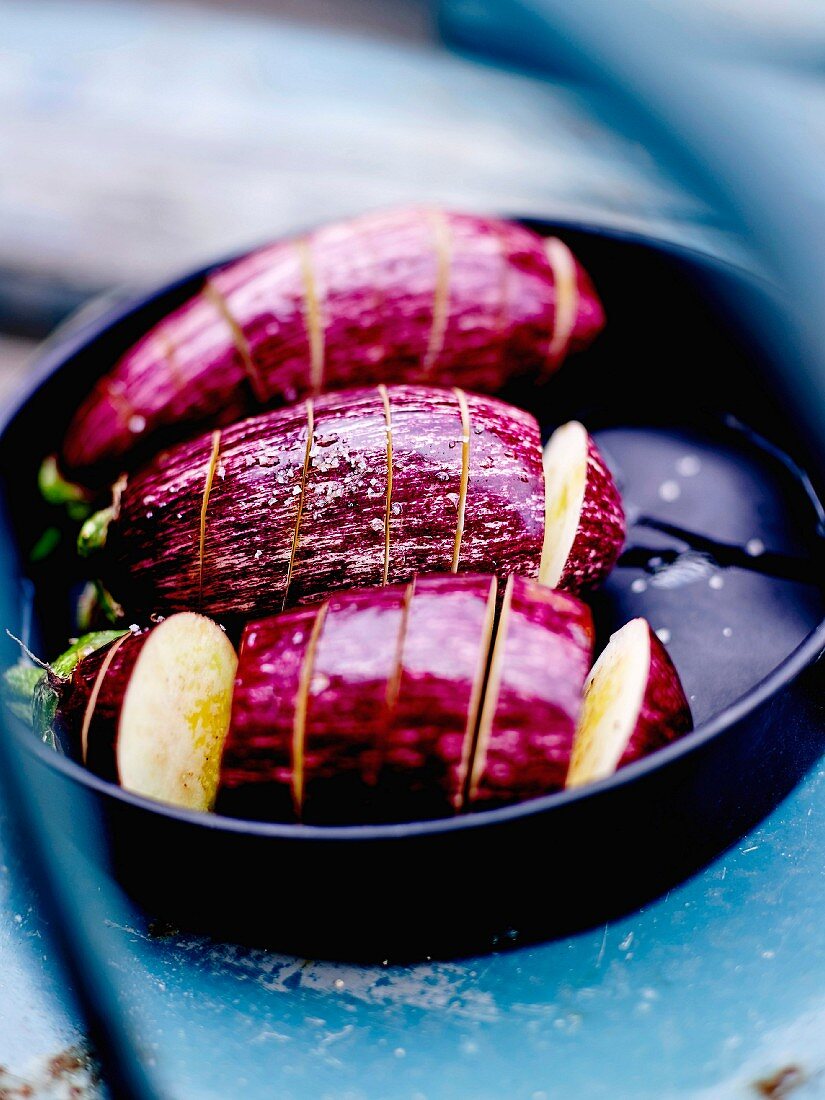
(301, 587, 408, 823)
(217, 606, 322, 821)
(539, 420, 625, 592)
(56, 207, 604, 485)
(82, 386, 605, 619)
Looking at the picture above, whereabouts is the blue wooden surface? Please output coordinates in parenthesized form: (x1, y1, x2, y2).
(1, 755, 822, 1096)
(116, 765, 825, 1098)
(1, 2, 824, 1096)
(0, 802, 92, 1092)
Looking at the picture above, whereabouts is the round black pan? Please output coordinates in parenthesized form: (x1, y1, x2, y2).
(0, 222, 823, 960)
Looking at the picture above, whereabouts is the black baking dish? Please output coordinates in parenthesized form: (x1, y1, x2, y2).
(0, 220, 822, 961)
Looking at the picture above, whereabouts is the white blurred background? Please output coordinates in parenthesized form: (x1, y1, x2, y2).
(0, 0, 820, 393)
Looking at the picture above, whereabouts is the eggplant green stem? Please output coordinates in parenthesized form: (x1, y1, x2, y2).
(51, 630, 128, 679)
(38, 456, 92, 519)
(93, 580, 125, 624)
(34, 629, 128, 746)
(77, 474, 127, 558)
(2, 630, 128, 745)
(78, 507, 114, 556)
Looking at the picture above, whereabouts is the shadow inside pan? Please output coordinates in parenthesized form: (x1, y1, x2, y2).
(591, 420, 823, 726)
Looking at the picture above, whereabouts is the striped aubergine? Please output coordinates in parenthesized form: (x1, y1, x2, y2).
(56, 207, 604, 485)
(80, 386, 625, 619)
(218, 574, 593, 824)
(32, 590, 691, 823)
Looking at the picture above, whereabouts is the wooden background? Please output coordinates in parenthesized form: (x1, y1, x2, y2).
(0, 0, 723, 336)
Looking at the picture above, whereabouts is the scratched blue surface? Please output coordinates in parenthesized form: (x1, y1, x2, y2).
(1, 758, 822, 1096)
(0, 803, 89, 1086)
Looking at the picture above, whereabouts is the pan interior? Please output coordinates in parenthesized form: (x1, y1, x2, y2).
(587, 420, 824, 725)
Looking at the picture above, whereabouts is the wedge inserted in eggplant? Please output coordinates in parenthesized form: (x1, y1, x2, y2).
(81, 385, 586, 620)
(97, 402, 311, 617)
(202, 405, 310, 615)
(287, 388, 389, 605)
(383, 574, 498, 821)
(539, 420, 625, 592)
(55, 207, 604, 485)
(34, 614, 237, 810)
(301, 587, 408, 823)
(385, 385, 465, 580)
(458, 392, 545, 577)
(115, 614, 237, 809)
(566, 618, 692, 788)
(216, 606, 322, 821)
(468, 575, 594, 809)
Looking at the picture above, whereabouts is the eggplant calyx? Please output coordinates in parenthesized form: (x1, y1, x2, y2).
(39, 630, 128, 747)
(2, 663, 44, 725)
(32, 677, 59, 748)
(93, 581, 125, 624)
(53, 630, 129, 679)
(4, 629, 127, 747)
(3, 629, 52, 726)
(38, 455, 92, 513)
(78, 475, 127, 557)
(78, 508, 112, 555)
